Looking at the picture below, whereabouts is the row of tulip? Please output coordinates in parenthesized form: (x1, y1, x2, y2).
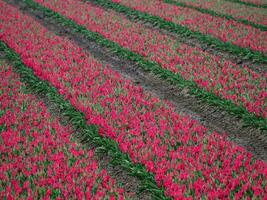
(162, 0, 267, 27)
(1, 2, 266, 199)
(90, 0, 267, 64)
(0, 61, 127, 200)
(225, 0, 267, 7)
(109, 0, 267, 53)
(32, 0, 267, 119)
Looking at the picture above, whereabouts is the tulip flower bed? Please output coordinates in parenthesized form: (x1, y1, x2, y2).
(107, 0, 267, 53)
(30, 0, 267, 119)
(1, 2, 267, 199)
(0, 61, 127, 199)
(227, 0, 267, 7)
(163, 0, 267, 27)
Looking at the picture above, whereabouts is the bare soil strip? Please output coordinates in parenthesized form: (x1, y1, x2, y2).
(5, 0, 267, 163)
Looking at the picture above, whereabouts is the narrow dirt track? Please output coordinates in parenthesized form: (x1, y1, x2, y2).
(5, 0, 267, 163)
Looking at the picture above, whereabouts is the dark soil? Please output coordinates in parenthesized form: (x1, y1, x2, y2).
(5, 0, 267, 167)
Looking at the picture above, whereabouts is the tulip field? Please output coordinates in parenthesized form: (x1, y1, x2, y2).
(0, 61, 128, 199)
(0, 0, 266, 199)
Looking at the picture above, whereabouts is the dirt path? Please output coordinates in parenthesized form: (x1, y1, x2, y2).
(5, 0, 267, 163)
